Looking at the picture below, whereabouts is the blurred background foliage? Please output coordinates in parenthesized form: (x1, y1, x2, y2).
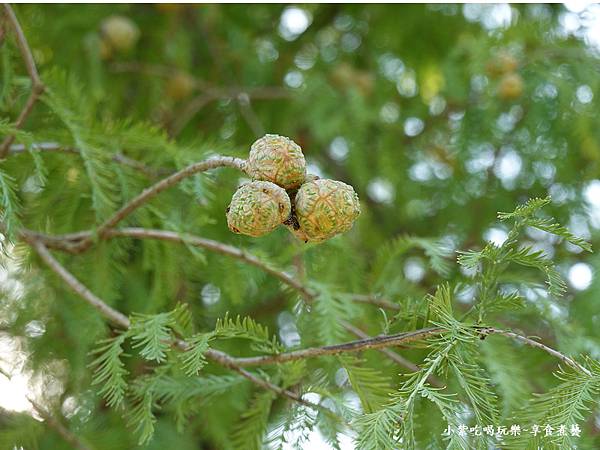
(1, 3, 600, 449)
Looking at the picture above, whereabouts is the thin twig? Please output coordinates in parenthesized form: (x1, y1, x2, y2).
(170, 92, 217, 136)
(27, 227, 400, 311)
(30, 239, 131, 328)
(2, 6, 39, 83)
(24, 237, 593, 419)
(171, 86, 289, 136)
(346, 293, 400, 311)
(0, 367, 94, 450)
(0, 4, 45, 158)
(28, 238, 333, 417)
(10, 142, 79, 155)
(480, 327, 592, 377)
(35, 228, 382, 306)
(221, 326, 593, 377)
(237, 93, 265, 137)
(107, 228, 316, 300)
(232, 328, 444, 367)
(71, 156, 247, 252)
(27, 228, 394, 311)
(340, 320, 444, 388)
(229, 366, 333, 414)
(23, 228, 593, 376)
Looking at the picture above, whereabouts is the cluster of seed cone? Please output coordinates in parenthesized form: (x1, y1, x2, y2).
(226, 134, 361, 243)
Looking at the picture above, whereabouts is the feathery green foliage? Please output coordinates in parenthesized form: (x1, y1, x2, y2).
(311, 283, 360, 345)
(341, 356, 393, 414)
(126, 380, 158, 446)
(130, 312, 175, 363)
(90, 333, 130, 408)
(0, 167, 22, 240)
(511, 358, 600, 449)
(353, 407, 400, 450)
(215, 313, 282, 354)
(43, 70, 119, 221)
(231, 391, 276, 450)
(179, 333, 213, 376)
(481, 337, 532, 418)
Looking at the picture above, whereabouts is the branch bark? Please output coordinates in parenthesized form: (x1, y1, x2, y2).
(30, 239, 131, 328)
(340, 320, 444, 388)
(27, 238, 335, 417)
(108, 228, 316, 300)
(0, 14, 6, 47)
(232, 328, 444, 367)
(171, 86, 289, 136)
(223, 325, 592, 376)
(71, 156, 247, 252)
(479, 327, 592, 377)
(21, 235, 592, 428)
(24, 227, 592, 376)
(0, 4, 45, 158)
(31, 227, 384, 307)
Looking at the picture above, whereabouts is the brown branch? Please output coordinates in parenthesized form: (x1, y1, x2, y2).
(170, 86, 289, 136)
(28, 227, 400, 313)
(24, 227, 594, 376)
(170, 92, 217, 136)
(0, 367, 93, 450)
(27, 238, 333, 417)
(23, 236, 593, 417)
(30, 239, 131, 328)
(216, 325, 593, 376)
(34, 228, 382, 307)
(2, 6, 39, 83)
(340, 320, 444, 388)
(234, 328, 445, 367)
(479, 327, 592, 377)
(346, 293, 400, 311)
(0, 4, 45, 158)
(237, 93, 265, 137)
(107, 228, 317, 300)
(71, 156, 247, 253)
(26, 228, 400, 311)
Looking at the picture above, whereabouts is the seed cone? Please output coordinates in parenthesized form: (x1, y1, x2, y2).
(486, 52, 518, 78)
(498, 73, 524, 100)
(101, 15, 140, 52)
(247, 134, 306, 189)
(226, 181, 291, 237)
(166, 72, 196, 100)
(291, 179, 361, 242)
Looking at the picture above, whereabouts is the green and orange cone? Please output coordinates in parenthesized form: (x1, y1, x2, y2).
(247, 134, 306, 189)
(226, 181, 291, 238)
